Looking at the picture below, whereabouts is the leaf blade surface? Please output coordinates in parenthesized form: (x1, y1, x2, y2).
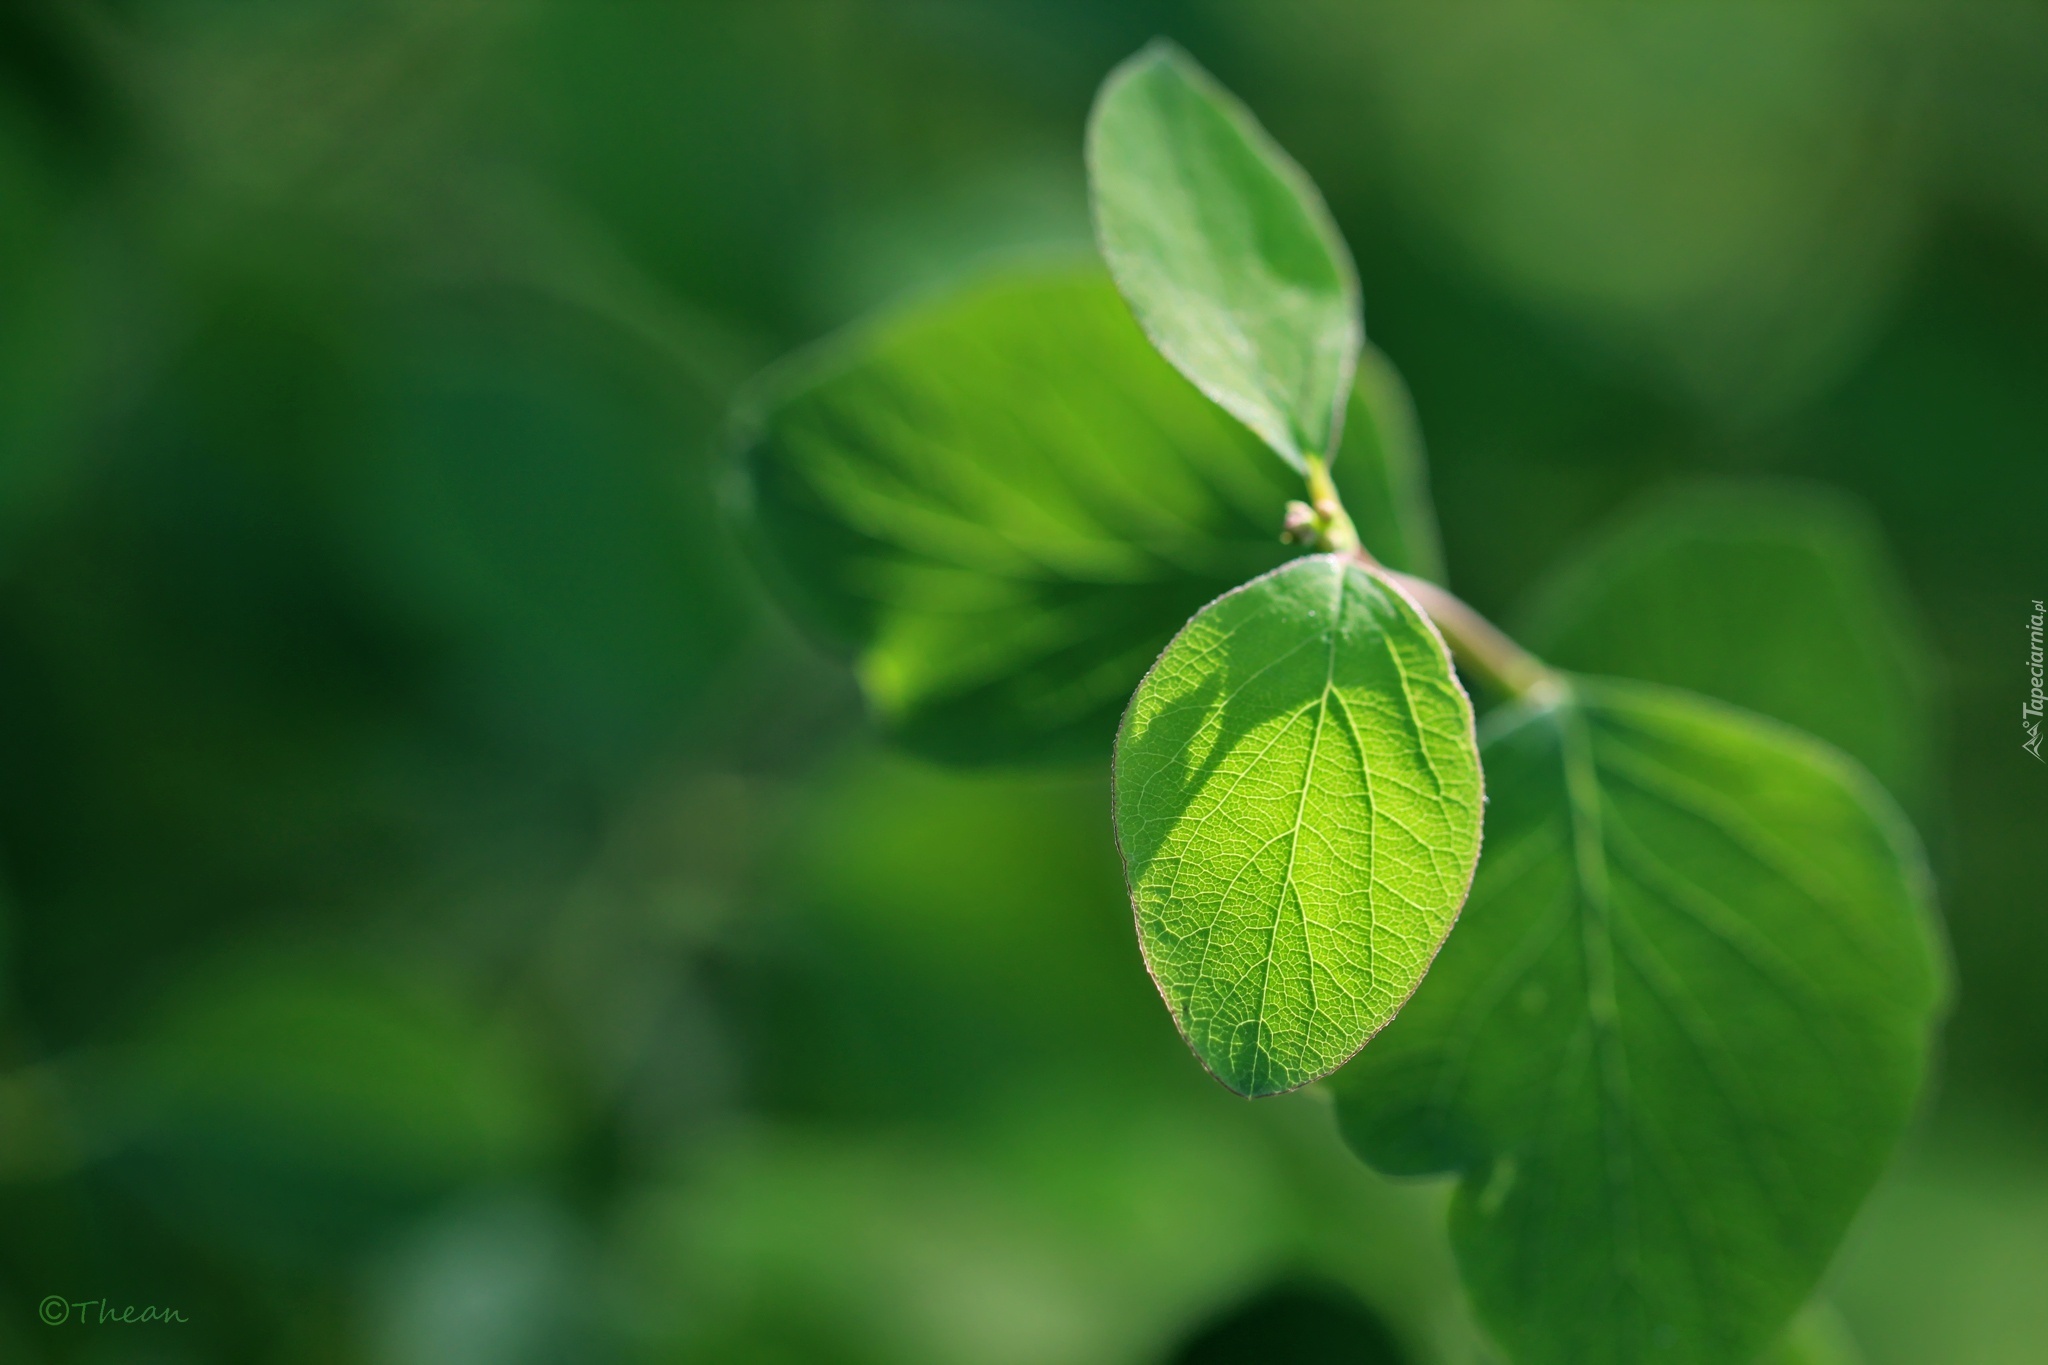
(1115, 554, 1483, 1097)
(1332, 679, 1946, 1365)
(1088, 42, 1361, 470)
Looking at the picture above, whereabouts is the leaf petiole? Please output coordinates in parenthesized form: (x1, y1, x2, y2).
(1298, 459, 1557, 702)
(1387, 571, 1560, 704)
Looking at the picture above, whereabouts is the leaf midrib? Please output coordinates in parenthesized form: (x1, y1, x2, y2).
(1137, 93, 1307, 464)
(1557, 695, 1645, 1348)
(1552, 695, 1827, 1357)
(1249, 560, 1354, 1092)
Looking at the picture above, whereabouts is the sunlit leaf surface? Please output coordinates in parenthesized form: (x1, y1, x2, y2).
(1116, 554, 1482, 1097)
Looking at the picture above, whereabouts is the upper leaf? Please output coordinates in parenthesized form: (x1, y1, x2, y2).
(1115, 554, 1483, 1097)
(1330, 679, 1946, 1365)
(1088, 42, 1362, 472)
(731, 266, 1439, 765)
(1518, 481, 1933, 803)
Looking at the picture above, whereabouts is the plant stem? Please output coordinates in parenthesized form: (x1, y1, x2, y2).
(1302, 455, 1361, 556)
(1298, 457, 1556, 701)
(1380, 568, 1559, 702)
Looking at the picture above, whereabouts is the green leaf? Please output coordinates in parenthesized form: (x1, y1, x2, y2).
(1088, 41, 1361, 471)
(1518, 481, 1933, 801)
(733, 266, 1436, 765)
(1114, 554, 1483, 1098)
(1330, 679, 1946, 1365)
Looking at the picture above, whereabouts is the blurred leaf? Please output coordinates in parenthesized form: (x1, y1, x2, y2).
(801, 155, 1092, 326)
(1829, 1117, 2048, 1365)
(102, 957, 560, 1263)
(1332, 679, 1945, 1365)
(1115, 555, 1481, 1098)
(625, 1109, 1293, 1365)
(514, 0, 1071, 337)
(0, 244, 461, 1040)
(752, 752, 1142, 1120)
(733, 266, 1435, 765)
(1088, 41, 1360, 471)
(1517, 481, 1933, 803)
(1260, 5, 1919, 419)
(367, 1195, 604, 1365)
(1927, 8, 2048, 256)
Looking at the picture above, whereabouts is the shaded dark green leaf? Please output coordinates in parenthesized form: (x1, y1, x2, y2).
(1332, 679, 1945, 1365)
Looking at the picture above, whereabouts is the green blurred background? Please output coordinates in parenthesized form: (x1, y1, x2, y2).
(1, 3, 2043, 1362)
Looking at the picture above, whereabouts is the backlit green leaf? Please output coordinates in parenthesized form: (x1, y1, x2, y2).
(1115, 554, 1482, 1098)
(1519, 482, 1932, 801)
(1331, 679, 1945, 1365)
(733, 266, 1437, 764)
(1088, 42, 1361, 471)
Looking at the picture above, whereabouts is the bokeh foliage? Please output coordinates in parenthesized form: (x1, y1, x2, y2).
(1, 3, 2043, 1364)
